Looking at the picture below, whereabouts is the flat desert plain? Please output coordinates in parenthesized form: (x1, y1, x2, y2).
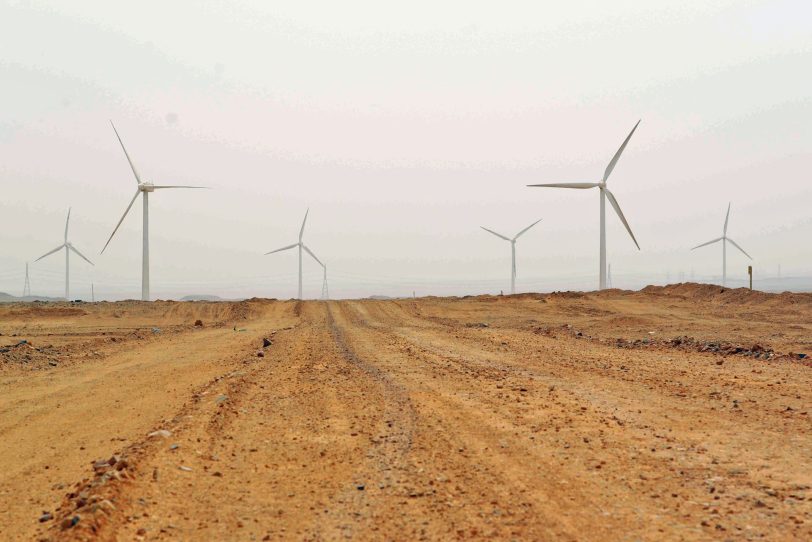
(1, 284, 811, 541)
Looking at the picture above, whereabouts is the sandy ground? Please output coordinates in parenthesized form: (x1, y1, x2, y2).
(1, 285, 811, 541)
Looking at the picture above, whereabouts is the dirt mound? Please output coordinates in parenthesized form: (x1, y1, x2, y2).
(640, 283, 812, 307)
(1, 305, 88, 320)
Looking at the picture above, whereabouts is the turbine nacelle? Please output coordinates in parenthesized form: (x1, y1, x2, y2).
(139, 182, 155, 193)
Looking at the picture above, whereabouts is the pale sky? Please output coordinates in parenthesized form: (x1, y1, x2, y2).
(1, 0, 810, 299)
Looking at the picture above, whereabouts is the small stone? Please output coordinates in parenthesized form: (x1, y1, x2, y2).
(61, 515, 80, 529)
(179, 465, 193, 472)
(148, 429, 172, 439)
(194, 319, 203, 327)
(263, 338, 272, 347)
(356, 484, 365, 491)
(256, 350, 265, 358)
(137, 527, 147, 535)
(39, 512, 53, 522)
(153, 467, 160, 481)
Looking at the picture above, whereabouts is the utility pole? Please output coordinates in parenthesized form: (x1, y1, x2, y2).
(23, 263, 31, 297)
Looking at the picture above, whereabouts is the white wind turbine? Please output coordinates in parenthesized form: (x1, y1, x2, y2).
(101, 121, 206, 301)
(35, 208, 94, 300)
(480, 219, 542, 295)
(265, 209, 324, 300)
(528, 120, 641, 290)
(691, 203, 752, 287)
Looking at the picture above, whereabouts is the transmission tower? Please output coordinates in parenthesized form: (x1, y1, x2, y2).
(22, 263, 31, 297)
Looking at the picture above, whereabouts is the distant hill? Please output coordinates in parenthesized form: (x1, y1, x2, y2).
(179, 294, 225, 302)
(0, 292, 65, 303)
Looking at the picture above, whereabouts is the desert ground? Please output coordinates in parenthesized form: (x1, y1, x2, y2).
(1, 284, 811, 541)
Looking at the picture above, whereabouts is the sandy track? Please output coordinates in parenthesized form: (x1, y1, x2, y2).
(1, 288, 810, 540)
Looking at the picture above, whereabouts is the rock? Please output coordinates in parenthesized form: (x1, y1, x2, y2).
(39, 512, 53, 522)
(148, 429, 172, 439)
(263, 337, 272, 347)
(151, 327, 161, 334)
(137, 527, 147, 536)
(194, 319, 203, 327)
(257, 350, 265, 358)
(61, 515, 80, 529)
(179, 465, 193, 472)
(356, 484, 365, 491)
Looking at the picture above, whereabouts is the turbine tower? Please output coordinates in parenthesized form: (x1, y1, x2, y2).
(265, 209, 324, 299)
(101, 121, 206, 301)
(320, 264, 329, 300)
(22, 263, 31, 298)
(480, 219, 542, 295)
(528, 120, 641, 290)
(35, 208, 94, 300)
(691, 203, 752, 287)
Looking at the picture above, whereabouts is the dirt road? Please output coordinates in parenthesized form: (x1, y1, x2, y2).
(1, 286, 810, 540)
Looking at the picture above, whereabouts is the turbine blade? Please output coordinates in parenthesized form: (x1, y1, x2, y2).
(299, 209, 309, 241)
(64, 207, 71, 242)
(110, 121, 142, 184)
(480, 226, 510, 241)
(301, 244, 324, 267)
(264, 243, 299, 255)
(527, 182, 599, 189)
(691, 237, 723, 250)
(726, 238, 752, 260)
(513, 218, 542, 240)
(604, 189, 640, 249)
(723, 202, 731, 235)
(69, 245, 94, 266)
(35, 244, 66, 262)
(603, 119, 641, 183)
(151, 185, 208, 189)
(101, 189, 141, 254)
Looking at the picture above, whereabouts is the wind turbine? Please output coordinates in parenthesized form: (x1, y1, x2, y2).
(35, 208, 94, 300)
(528, 120, 642, 290)
(101, 121, 206, 301)
(265, 209, 323, 299)
(480, 219, 542, 295)
(691, 203, 752, 287)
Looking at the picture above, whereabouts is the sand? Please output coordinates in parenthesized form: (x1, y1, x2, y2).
(1, 285, 810, 540)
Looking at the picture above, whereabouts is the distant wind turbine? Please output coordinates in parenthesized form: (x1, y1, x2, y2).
(265, 209, 324, 300)
(528, 120, 642, 290)
(35, 208, 94, 300)
(691, 203, 752, 287)
(101, 121, 207, 301)
(480, 219, 542, 295)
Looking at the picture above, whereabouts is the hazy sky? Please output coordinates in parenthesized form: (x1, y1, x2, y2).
(1, 0, 810, 299)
